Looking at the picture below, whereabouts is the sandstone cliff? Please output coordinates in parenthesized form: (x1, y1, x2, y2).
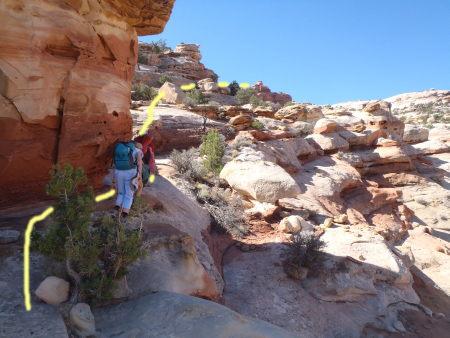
(0, 0, 175, 207)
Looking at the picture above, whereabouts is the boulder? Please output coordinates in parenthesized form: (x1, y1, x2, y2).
(198, 78, 219, 92)
(220, 161, 301, 203)
(279, 216, 303, 233)
(305, 133, 350, 152)
(93, 292, 297, 337)
(275, 104, 324, 122)
(229, 114, 253, 127)
(159, 82, 186, 104)
(254, 106, 275, 118)
(188, 105, 220, 120)
(223, 105, 252, 117)
(403, 125, 429, 143)
(70, 303, 96, 337)
(35, 276, 70, 306)
(0, 230, 20, 244)
(314, 118, 338, 134)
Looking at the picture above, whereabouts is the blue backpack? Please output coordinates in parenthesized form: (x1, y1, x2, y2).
(114, 142, 136, 170)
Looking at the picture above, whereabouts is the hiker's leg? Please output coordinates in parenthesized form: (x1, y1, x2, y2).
(122, 169, 136, 213)
(115, 170, 125, 207)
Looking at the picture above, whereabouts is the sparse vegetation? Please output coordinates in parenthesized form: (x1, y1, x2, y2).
(131, 84, 157, 101)
(31, 163, 146, 304)
(169, 148, 206, 182)
(284, 101, 294, 107)
(186, 89, 209, 104)
(208, 101, 221, 106)
(251, 120, 265, 130)
(200, 129, 225, 175)
(281, 232, 326, 270)
(197, 185, 248, 237)
(288, 126, 311, 137)
(267, 102, 282, 111)
(158, 75, 173, 85)
(183, 97, 196, 108)
(416, 198, 430, 206)
(149, 39, 171, 53)
(249, 94, 263, 107)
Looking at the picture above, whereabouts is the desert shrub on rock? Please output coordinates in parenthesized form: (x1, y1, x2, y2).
(284, 101, 294, 107)
(170, 148, 206, 182)
(186, 89, 209, 104)
(200, 129, 225, 175)
(131, 84, 157, 101)
(32, 163, 146, 304)
(281, 232, 326, 270)
(267, 102, 282, 111)
(210, 72, 219, 82)
(158, 75, 173, 85)
(236, 88, 260, 105)
(197, 185, 247, 238)
(251, 120, 265, 130)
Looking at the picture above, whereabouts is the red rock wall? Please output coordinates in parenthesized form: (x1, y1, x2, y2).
(0, 0, 175, 207)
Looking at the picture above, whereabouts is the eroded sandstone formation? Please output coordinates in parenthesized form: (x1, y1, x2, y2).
(0, 0, 175, 207)
(252, 81, 292, 106)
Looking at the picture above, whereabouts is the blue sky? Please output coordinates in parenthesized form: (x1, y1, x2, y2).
(140, 0, 449, 105)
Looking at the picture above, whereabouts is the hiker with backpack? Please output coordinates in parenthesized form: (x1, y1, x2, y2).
(112, 141, 143, 218)
(134, 133, 157, 175)
(134, 142, 150, 197)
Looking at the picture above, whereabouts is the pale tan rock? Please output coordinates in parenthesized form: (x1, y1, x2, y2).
(159, 82, 186, 104)
(333, 214, 348, 224)
(324, 218, 334, 228)
(229, 114, 253, 127)
(279, 216, 304, 233)
(313, 118, 338, 134)
(70, 303, 96, 336)
(35, 276, 70, 305)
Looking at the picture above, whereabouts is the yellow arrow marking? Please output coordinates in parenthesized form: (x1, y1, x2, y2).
(218, 81, 229, 87)
(24, 206, 54, 311)
(138, 91, 166, 136)
(180, 83, 196, 90)
(239, 83, 250, 88)
(95, 189, 116, 202)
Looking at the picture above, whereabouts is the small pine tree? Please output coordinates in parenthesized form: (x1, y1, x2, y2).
(131, 84, 157, 101)
(32, 163, 146, 304)
(187, 89, 209, 104)
(200, 130, 225, 175)
(210, 73, 219, 82)
(228, 80, 240, 96)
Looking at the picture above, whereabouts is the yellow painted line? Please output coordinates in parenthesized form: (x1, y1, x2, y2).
(218, 81, 229, 87)
(138, 91, 166, 136)
(24, 206, 54, 311)
(239, 83, 250, 88)
(180, 83, 196, 90)
(95, 189, 116, 202)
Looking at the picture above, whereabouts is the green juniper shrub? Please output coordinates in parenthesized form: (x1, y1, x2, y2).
(158, 75, 173, 85)
(32, 163, 146, 304)
(137, 51, 148, 65)
(251, 120, 265, 130)
(422, 114, 430, 124)
(236, 88, 259, 105)
(228, 80, 241, 96)
(131, 84, 157, 101)
(284, 101, 294, 107)
(186, 89, 209, 105)
(200, 129, 225, 175)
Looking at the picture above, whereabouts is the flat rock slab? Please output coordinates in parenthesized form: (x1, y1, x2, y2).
(93, 291, 297, 338)
(0, 230, 20, 244)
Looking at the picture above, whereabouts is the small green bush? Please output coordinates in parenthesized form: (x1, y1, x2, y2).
(249, 95, 263, 107)
(183, 97, 196, 108)
(138, 51, 148, 65)
(228, 80, 240, 96)
(187, 89, 209, 104)
(200, 129, 225, 175)
(131, 84, 157, 101)
(284, 101, 294, 107)
(422, 114, 430, 124)
(32, 163, 146, 304)
(281, 232, 326, 269)
(149, 39, 171, 53)
(399, 116, 406, 121)
(236, 88, 259, 105)
(158, 75, 173, 85)
(251, 120, 264, 130)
